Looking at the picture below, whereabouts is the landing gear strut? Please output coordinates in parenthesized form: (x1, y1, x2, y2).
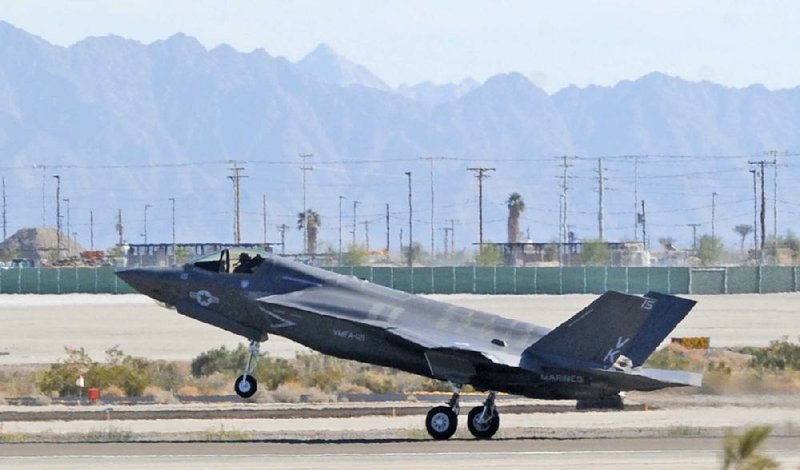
(425, 384, 461, 440)
(234, 340, 260, 398)
(467, 391, 499, 439)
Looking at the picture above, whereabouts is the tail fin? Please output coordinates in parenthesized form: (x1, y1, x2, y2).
(525, 291, 696, 368)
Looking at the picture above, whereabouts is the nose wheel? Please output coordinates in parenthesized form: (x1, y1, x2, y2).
(234, 340, 261, 399)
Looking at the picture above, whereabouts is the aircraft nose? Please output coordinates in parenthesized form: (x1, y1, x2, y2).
(116, 268, 157, 294)
(116, 267, 180, 303)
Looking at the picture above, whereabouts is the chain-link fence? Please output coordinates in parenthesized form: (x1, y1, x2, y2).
(1, 265, 797, 295)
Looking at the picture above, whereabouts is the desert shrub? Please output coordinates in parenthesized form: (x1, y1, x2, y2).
(354, 371, 396, 393)
(143, 386, 179, 404)
(254, 357, 297, 390)
(644, 344, 704, 371)
(176, 385, 201, 397)
(190, 344, 297, 390)
(102, 385, 126, 398)
(742, 337, 800, 371)
(191, 345, 247, 377)
(147, 360, 188, 391)
(38, 346, 154, 397)
(270, 381, 307, 403)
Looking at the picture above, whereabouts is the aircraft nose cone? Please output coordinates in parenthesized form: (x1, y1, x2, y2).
(116, 268, 153, 294)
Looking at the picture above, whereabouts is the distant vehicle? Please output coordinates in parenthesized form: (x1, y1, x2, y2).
(9, 258, 34, 268)
(118, 248, 700, 440)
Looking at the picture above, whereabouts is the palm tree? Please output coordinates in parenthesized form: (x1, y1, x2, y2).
(297, 209, 321, 255)
(506, 193, 526, 243)
(734, 224, 753, 255)
(722, 426, 777, 469)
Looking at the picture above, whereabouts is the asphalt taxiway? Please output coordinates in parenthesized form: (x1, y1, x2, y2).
(2, 437, 800, 469)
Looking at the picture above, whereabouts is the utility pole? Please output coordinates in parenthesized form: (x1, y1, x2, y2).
(89, 210, 94, 251)
(748, 160, 772, 255)
(299, 153, 313, 254)
(1, 176, 6, 241)
(633, 156, 640, 241)
(421, 157, 437, 258)
(450, 219, 455, 255)
(228, 161, 246, 244)
(767, 150, 787, 253)
(362, 220, 370, 251)
(595, 158, 607, 240)
(278, 224, 287, 254)
(711, 192, 719, 240)
(63, 198, 70, 255)
(442, 226, 454, 257)
(749, 169, 758, 255)
(687, 223, 701, 253)
(143, 203, 151, 245)
(556, 156, 576, 260)
(116, 209, 124, 246)
(352, 200, 360, 246)
(262, 195, 267, 244)
(467, 167, 495, 251)
(53, 175, 61, 258)
(35, 164, 47, 227)
(385, 203, 390, 261)
(338, 195, 345, 263)
(169, 198, 176, 265)
(405, 171, 413, 267)
(640, 200, 646, 250)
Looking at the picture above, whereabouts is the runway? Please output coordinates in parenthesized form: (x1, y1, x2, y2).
(2, 437, 800, 469)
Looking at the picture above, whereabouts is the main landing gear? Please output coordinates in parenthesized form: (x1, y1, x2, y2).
(234, 340, 260, 398)
(425, 386, 500, 440)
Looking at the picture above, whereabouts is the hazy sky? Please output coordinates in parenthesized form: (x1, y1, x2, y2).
(2, 0, 800, 92)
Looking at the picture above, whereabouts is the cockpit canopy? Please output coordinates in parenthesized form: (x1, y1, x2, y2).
(191, 248, 270, 274)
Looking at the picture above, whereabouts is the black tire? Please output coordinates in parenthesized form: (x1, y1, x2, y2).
(425, 406, 458, 440)
(234, 374, 257, 398)
(467, 406, 499, 439)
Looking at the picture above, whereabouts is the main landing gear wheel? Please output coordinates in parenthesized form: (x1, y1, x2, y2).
(425, 383, 461, 440)
(234, 339, 261, 399)
(467, 391, 499, 439)
(425, 406, 458, 440)
(467, 407, 499, 439)
(234, 374, 257, 398)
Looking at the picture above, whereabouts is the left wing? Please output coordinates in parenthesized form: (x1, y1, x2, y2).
(258, 285, 522, 371)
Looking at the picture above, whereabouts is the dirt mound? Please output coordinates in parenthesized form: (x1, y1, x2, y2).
(0, 227, 85, 263)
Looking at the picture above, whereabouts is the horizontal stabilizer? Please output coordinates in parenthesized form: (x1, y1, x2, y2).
(637, 368, 703, 387)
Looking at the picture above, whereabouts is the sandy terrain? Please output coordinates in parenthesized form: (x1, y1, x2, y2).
(1, 292, 798, 364)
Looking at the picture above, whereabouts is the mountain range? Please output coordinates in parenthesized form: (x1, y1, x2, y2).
(0, 20, 798, 252)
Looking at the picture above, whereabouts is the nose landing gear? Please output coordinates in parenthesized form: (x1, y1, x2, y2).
(234, 340, 260, 398)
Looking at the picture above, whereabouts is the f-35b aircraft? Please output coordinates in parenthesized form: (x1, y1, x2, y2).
(118, 248, 700, 440)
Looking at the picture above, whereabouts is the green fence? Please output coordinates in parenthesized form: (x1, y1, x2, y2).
(328, 266, 691, 295)
(0, 267, 136, 294)
(1, 266, 798, 295)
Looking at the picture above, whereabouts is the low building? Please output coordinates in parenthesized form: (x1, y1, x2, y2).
(488, 241, 650, 267)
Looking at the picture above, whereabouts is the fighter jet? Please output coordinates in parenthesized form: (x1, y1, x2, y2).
(117, 248, 700, 440)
